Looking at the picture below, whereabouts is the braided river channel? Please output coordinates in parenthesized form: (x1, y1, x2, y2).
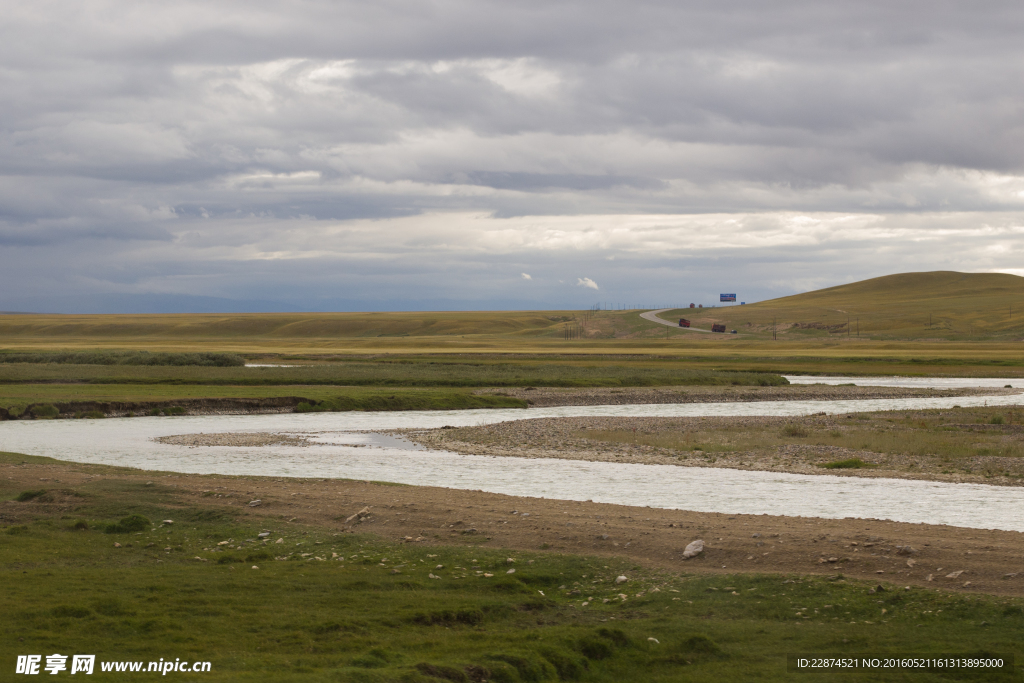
(3, 378, 1024, 532)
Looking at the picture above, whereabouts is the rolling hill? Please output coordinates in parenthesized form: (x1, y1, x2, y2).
(665, 271, 1024, 340)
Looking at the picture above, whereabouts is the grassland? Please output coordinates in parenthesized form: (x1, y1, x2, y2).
(2, 453, 1021, 682)
(581, 406, 1024, 462)
(1, 272, 1023, 378)
(0, 359, 785, 417)
(665, 271, 1024, 342)
(0, 360, 786, 388)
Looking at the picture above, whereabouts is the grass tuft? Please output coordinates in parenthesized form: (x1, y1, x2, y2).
(820, 458, 877, 469)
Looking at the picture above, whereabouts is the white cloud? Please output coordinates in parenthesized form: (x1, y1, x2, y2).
(521, 272, 532, 279)
(577, 277, 599, 290)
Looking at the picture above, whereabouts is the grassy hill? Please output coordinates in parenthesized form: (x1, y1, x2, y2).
(665, 271, 1024, 341)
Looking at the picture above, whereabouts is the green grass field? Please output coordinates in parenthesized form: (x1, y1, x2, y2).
(2, 455, 1020, 682)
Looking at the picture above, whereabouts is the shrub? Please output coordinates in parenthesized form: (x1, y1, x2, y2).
(485, 654, 555, 682)
(781, 424, 809, 437)
(16, 489, 48, 502)
(104, 514, 151, 534)
(29, 404, 59, 419)
(578, 636, 613, 660)
(990, 415, 1005, 425)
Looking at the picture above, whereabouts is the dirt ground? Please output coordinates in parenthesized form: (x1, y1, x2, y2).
(5, 458, 1024, 598)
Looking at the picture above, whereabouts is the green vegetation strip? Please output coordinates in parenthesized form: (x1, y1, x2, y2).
(0, 360, 788, 388)
(0, 350, 244, 366)
(0, 466, 1020, 681)
(0, 387, 526, 417)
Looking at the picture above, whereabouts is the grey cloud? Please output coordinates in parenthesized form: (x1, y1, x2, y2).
(4, 1, 1024, 310)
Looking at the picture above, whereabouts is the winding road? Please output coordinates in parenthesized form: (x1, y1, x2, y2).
(639, 308, 716, 333)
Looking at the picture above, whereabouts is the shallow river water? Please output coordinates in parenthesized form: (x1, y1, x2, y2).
(3, 391, 1024, 531)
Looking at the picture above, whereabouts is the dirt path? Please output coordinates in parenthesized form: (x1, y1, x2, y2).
(5, 458, 1023, 597)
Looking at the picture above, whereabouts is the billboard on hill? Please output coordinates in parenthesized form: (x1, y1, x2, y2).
(720, 293, 736, 302)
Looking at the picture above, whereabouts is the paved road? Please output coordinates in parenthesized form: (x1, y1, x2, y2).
(639, 308, 716, 333)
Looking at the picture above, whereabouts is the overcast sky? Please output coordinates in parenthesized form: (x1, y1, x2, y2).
(3, 1, 1024, 312)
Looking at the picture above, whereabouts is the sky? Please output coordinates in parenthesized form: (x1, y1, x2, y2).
(3, 1, 1024, 313)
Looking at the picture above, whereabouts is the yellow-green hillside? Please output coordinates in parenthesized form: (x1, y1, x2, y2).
(668, 271, 1024, 341)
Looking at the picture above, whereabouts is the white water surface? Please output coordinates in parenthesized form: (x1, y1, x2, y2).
(784, 376, 1019, 389)
(3, 391, 1024, 531)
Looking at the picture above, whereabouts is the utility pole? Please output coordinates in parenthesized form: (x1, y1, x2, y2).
(848, 315, 850, 338)
(857, 318, 859, 338)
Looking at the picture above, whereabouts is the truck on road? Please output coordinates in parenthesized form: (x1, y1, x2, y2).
(678, 318, 691, 327)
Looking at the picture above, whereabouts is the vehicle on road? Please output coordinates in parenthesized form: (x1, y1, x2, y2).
(678, 318, 691, 327)
(711, 323, 727, 333)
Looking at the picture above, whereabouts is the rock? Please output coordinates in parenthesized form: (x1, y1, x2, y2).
(925, 574, 934, 582)
(428, 573, 440, 579)
(162, 520, 174, 525)
(906, 559, 916, 568)
(615, 575, 628, 584)
(600, 534, 610, 540)
(647, 637, 660, 644)
(1002, 573, 1018, 579)
(483, 573, 493, 578)
(507, 568, 516, 574)
(896, 545, 916, 556)
(945, 570, 964, 579)
(113, 542, 121, 548)
(248, 500, 261, 507)
(506, 557, 515, 564)
(682, 539, 704, 559)
(275, 538, 284, 544)
(344, 507, 371, 524)
(828, 557, 838, 563)
(251, 565, 259, 570)
(257, 532, 270, 538)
